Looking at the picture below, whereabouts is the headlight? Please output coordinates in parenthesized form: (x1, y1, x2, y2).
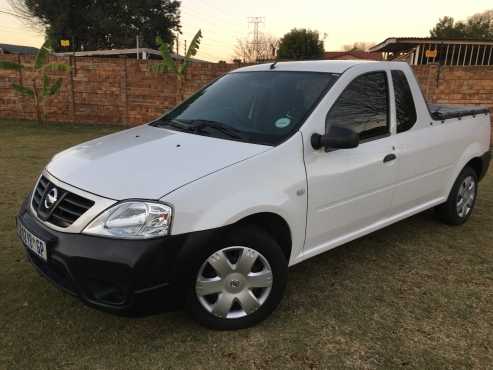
(83, 201, 172, 239)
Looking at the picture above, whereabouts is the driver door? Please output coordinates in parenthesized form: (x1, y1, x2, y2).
(303, 71, 398, 255)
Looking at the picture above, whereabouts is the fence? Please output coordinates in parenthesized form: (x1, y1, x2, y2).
(0, 55, 492, 127)
(0, 55, 237, 126)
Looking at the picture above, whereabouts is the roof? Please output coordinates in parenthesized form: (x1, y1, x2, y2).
(54, 48, 209, 63)
(324, 51, 382, 61)
(0, 43, 39, 55)
(370, 37, 493, 53)
(234, 60, 377, 74)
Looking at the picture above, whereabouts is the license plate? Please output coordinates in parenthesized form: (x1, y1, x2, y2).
(17, 222, 47, 261)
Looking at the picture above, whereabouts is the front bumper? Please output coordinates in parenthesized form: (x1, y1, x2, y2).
(17, 196, 188, 313)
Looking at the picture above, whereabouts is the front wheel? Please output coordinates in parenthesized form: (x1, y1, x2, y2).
(185, 225, 288, 330)
(435, 166, 478, 225)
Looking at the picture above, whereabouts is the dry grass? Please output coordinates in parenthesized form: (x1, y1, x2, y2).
(1, 119, 492, 369)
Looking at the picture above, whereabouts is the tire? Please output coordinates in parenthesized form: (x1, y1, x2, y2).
(185, 224, 288, 330)
(435, 166, 478, 225)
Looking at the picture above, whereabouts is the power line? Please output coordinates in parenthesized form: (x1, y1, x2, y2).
(180, 3, 245, 34)
(0, 25, 27, 32)
(180, 9, 247, 38)
(0, 22, 41, 33)
(184, 2, 248, 35)
(180, 29, 234, 47)
(0, 7, 235, 60)
(0, 9, 30, 20)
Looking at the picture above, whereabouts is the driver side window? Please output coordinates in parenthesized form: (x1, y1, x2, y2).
(326, 72, 389, 142)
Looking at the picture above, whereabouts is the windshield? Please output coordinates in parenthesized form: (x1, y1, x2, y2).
(152, 71, 339, 146)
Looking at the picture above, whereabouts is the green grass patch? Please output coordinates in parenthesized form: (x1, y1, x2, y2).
(1, 119, 492, 369)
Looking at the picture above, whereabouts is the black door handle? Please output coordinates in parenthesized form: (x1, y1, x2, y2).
(383, 153, 397, 163)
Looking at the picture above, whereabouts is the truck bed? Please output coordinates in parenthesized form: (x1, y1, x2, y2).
(429, 104, 490, 121)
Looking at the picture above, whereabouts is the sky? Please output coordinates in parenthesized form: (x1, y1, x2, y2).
(0, 0, 492, 62)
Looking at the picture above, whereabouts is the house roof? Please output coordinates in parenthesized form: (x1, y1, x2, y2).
(323, 51, 382, 61)
(0, 43, 39, 55)
(370, 37, 493, 53)
(54, 48, 209, 63)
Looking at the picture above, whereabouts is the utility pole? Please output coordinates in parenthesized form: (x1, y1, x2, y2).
(136, 35, 140, 60)
(176, 33, 180, 56)
(184, 40, 187, 55)
(248, 17, 265, 62)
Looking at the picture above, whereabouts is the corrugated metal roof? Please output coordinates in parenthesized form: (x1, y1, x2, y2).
(0, 43, 39, 55)
(54, 48, 209, 63)
(370, 37, 493, 52)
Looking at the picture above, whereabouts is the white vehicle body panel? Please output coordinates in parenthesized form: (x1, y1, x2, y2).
(161, 133, 308, 265)
(300, 63, 398, 257)
(297, 61, 489, 263)
(42, 60, 491, 266)
(47, 125, 270, 200)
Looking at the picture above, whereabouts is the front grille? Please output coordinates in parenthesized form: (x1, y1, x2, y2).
(32, 175, 94, 228)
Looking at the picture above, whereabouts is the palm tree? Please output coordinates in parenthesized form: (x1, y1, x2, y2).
(152, 30, 202, 104)
(0, 40, 70, 124)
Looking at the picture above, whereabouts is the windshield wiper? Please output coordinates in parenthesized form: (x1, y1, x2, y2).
(182, 119, 247, 140)
(152, 118, 192, 132)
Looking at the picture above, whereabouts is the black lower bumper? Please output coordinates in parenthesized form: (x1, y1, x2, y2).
(17, 197, 191, 313)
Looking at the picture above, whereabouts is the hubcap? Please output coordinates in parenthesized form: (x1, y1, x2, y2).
(195, 246, 273, 319)
(456, 175, 476, 218)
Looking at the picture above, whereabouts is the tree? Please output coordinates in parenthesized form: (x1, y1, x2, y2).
(430, 10, 493, 39)
(277, 28, 325, 60)
(233, 34, 278, 63)
(8, 0, 181, 51)
(0, 40, 70, 124)
(430, 16, 468, 39)
(343, 41, 376, 52)
(152, 29, 202, 104)
(467, 10, 493, 39)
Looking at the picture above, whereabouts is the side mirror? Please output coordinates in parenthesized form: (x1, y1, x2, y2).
(311, 125, 359, 151)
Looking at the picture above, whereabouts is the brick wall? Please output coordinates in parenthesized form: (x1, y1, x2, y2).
(413, 65, 493, 115)
(413, 65, 493, 142)
(0, 55, 492, 127)
(0, 54, 238, 126)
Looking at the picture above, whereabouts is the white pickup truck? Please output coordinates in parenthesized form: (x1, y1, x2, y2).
(17, 60, 490, 330)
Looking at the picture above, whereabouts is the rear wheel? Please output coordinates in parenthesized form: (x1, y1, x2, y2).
(185, 225, 287, 330)
(435, 166, 478, 225)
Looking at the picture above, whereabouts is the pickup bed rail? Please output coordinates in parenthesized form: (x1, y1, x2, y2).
(429, 104, 490, 121)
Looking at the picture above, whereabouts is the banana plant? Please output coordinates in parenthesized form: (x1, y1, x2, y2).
(0, 40, 70, 124)
(152, 30, 203, 103)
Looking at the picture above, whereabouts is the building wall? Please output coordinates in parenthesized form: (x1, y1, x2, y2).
(414, 65, 493, 116)
(0, 55, 492, 127)
(0, 54, 237, 126)
(413, 64, 493, 141)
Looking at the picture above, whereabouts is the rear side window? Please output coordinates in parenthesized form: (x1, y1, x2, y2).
(326, 72, 389, 141)
(392, 70, 417, 133)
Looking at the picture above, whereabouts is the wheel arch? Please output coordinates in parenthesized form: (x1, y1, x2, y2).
(445, 143, 486, 196)
(171, 211, 294, 290)
(233, 212, 293, 263)
(466, 156, 485, 181)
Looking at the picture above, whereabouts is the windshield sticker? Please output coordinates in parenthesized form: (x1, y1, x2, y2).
(275, 117, 292, 129)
